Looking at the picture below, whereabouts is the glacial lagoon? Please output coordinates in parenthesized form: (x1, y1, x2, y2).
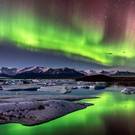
(0, 90, 135, 135)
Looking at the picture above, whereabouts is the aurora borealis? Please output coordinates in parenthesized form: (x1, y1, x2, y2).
(0, 0, 135, 67)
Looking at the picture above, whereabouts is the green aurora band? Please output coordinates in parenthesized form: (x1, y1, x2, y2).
(0, 11, 134, 67)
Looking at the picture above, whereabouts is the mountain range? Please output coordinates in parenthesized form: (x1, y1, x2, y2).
(0, 67, 135, 79)
(0, 67, 85, 79)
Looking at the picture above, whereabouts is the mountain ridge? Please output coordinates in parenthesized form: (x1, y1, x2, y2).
(0, 67, 135, 79)
(0, 66, 85, 79)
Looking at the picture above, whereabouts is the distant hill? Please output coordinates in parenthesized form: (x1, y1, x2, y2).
(110, 71, 135, 77)
(76, 74, 114, 82)
(100, 70, 135, 77)
(76, 74, 135, 86)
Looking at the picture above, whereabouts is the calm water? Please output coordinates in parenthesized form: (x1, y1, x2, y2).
(1, 91, 135, 135)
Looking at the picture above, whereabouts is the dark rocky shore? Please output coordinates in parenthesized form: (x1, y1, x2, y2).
(0, 95, 92, 126)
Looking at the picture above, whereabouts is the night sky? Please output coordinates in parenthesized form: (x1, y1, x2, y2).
(0, 0, 135, 68)
(0, 42, 106, 69)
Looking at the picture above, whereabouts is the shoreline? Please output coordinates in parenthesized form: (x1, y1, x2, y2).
(0, 95, 93, 126)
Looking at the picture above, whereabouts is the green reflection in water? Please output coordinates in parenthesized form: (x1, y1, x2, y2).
(1, 92, 135, 135)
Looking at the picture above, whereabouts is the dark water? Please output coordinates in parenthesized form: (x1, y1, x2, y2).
(0, 91, 135, 135)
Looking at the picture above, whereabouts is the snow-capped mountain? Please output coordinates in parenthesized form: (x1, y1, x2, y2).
(0, 67, 85, 79)
(16, 66, 49, 74)
(1, 67, 18, 76)
(0, 67, 135, 79)
(15, 67, 85, 79)
(84, 70, 97, 75)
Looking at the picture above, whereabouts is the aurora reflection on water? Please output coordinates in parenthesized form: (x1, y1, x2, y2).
(1, 92, 135, 135)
